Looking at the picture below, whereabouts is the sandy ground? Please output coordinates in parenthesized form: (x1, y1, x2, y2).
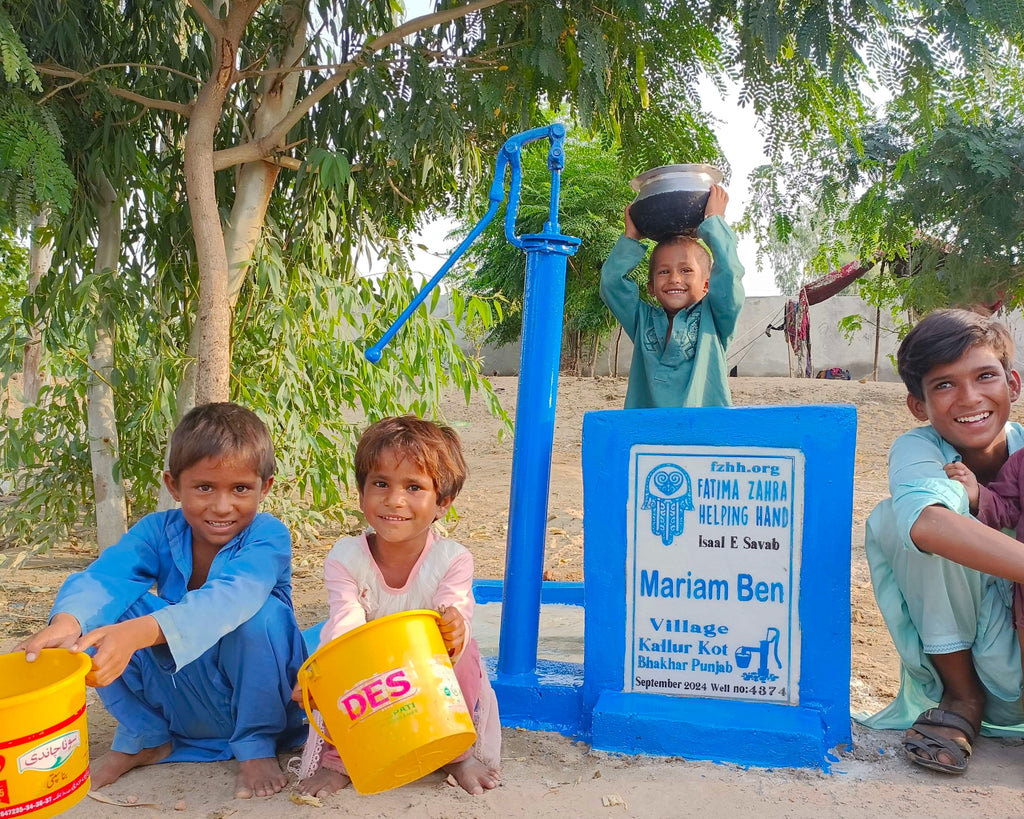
(4, 375, 1024, 817)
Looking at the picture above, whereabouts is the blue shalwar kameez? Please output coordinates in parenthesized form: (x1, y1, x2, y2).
(52, 510, 307, 761)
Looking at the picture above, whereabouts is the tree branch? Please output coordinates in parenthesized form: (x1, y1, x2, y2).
(213, 0, 510, 171)
(36, 61, 201, 86)
(266, 155, 302, 170)
(109, 86, 193, 116)
(366, 0, 509, 54)
(186, 0, 225, 38)
(36, 63, 193, 115)
(388, 176, 414, 205)
(236, 45, 503, 80)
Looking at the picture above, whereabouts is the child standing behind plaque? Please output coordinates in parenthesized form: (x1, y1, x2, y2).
(600, 184, 745, 408)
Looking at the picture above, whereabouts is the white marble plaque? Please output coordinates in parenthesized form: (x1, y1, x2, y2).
(624, 445, 803, 704)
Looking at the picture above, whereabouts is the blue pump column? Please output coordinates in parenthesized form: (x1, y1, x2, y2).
(497, 231, 580, 676)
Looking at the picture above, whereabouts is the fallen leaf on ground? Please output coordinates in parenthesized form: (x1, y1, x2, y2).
(86, 791, 160, 808)
(602, 794, 627, 808)
(289, 791, 323, 807)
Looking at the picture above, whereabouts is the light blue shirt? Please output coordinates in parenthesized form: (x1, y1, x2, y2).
(861, 421, 1024, 732)
(889, 423, 1024, 547)
(52, 510, 294, 670)
(599, 215, 745, 408)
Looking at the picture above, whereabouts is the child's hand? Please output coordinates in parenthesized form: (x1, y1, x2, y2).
(291, 681, 316, 709)
(15, 613, 83, 661)
(944, 461, 980, 514)
(705, 183, 728, 219)
(624, 203, 643, 241)
(437, 605, 466, 660)
(73, 616, 162, 687)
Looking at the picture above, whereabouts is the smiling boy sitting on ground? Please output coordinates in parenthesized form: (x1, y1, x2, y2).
(862, 309, 1024, 774)
(14, 403, 306, 798)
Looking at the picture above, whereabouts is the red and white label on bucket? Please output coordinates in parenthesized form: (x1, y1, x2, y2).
(337, 669, 418, 725)
(0, 769, 89, 818)
(16, 731, 81, 774)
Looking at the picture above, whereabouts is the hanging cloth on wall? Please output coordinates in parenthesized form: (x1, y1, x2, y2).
(784, 290, 812, 378)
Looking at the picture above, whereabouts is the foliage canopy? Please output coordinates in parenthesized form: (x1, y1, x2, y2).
(2, 0, 1021, 551)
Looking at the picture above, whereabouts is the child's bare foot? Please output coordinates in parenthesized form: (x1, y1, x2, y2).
(90, 743, 172, 789)
(235, 757, 287, 798)
(296, 766, 351, 798)
(444, 757, 500, 795)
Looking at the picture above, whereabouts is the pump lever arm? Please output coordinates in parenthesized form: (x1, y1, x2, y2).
(364, 124, 567, 363)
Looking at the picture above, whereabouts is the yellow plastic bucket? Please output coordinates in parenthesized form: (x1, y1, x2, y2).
(297, 610, 476, 794)
(0, 650, 92, 818)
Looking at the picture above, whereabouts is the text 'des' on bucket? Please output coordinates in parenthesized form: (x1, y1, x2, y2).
(298, 609, 476, 794)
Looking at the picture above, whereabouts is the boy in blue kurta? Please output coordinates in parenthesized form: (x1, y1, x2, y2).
(600, 183, 745, 408)
(15, 403, 306, 798)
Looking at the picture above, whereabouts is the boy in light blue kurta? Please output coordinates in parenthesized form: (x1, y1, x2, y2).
(862, 309, 1024, 776)
(15, 403, 306, 799)
(600, 183, 744, 408)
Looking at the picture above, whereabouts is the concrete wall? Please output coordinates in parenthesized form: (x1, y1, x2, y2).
(726, 295, 902, 381)
(447, 293, 1024, 381)
(467, 295, 905, 381)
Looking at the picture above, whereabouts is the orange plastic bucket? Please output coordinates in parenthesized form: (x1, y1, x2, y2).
(297, 610, 476, 794)
(0, 650, 92, 818)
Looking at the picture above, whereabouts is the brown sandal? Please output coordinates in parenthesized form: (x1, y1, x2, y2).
(903, 707, 976, 775)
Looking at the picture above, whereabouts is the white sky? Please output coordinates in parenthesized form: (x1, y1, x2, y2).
(397, 1, 781, 296)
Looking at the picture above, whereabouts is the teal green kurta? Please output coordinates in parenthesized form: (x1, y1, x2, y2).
(599, 215, 744, 408)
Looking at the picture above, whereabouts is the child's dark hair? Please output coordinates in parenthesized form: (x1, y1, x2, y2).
(647, 235, 712, 283)
(355, 415, 466, 502)
(167, 402, 276, 481)
(897, 308, 1015, 400)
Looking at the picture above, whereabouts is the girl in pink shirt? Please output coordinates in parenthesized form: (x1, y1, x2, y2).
(293, 416, 500, 797)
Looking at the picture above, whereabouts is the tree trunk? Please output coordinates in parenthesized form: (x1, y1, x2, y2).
(177, 0, 306, 414)
(226, 0, 305, 306)
(613, 327, 622, 378)
(872, 304, 881, 382)
(183, 3, 262, 406)
(162, 0, 303, 509)
(23, 210, 52, 406)
(185, 67, 234, 405)
(88, 173, 128, 550)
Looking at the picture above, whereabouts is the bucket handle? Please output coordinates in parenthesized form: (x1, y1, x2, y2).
(298, 667, 333, 747)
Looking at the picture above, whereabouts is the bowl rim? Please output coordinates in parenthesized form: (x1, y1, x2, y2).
(629, 163, 724, 192)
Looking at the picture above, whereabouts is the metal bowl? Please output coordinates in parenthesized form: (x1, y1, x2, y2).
(628, 164, 724, 241)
